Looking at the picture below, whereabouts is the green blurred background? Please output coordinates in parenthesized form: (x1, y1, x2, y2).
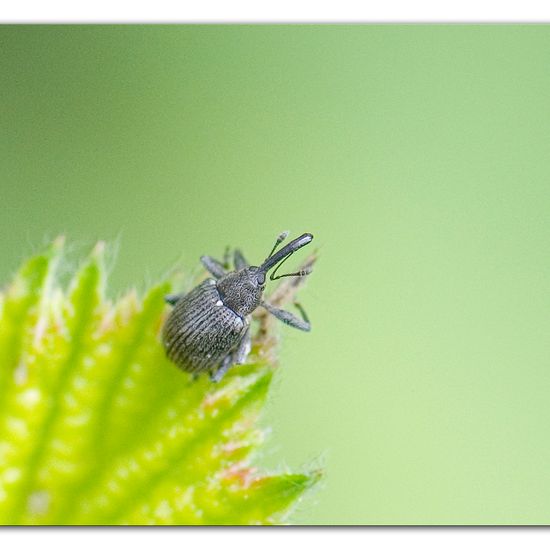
(1, 25, 549, 524)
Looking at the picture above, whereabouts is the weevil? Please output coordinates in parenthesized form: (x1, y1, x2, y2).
(162, 232, 314, 382)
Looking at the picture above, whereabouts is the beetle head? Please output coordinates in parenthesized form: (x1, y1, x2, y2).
(217, 232, 313, 317)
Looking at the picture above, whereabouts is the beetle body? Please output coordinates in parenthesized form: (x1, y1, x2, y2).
(162, 232, 313, 382)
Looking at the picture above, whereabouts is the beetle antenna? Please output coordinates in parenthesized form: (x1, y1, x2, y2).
(266, 230, 289, 260)
(260, 233, 313, 275)
(270, 260, 313, 281)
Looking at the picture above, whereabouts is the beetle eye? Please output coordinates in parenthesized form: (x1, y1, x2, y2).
(257, 272, 266, 286)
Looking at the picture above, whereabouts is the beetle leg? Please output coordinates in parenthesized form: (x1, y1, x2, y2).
(210, 354, 233, 383)
(210, 326, 250, 383)
(233, 249, 249, 271)
(222, 246, 231, 270)
(261, 300, 311, 332)
(233, 326, 251, 365)
(200, 255, 227, 279)
(165, 293, 184, 306)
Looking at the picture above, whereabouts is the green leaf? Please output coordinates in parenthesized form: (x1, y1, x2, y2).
(0, 239, 320, 525)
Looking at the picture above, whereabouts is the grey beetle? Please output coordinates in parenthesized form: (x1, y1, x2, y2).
(162, 231, 313, 382)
